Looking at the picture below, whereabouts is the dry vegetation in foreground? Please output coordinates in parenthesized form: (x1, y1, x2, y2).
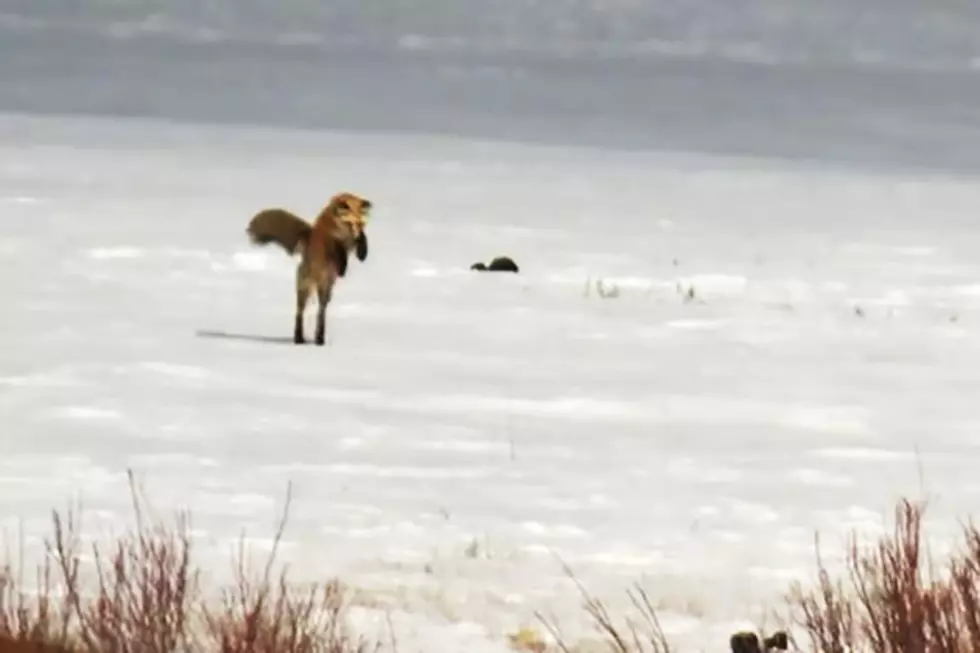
(786, 497, 980, 653)
(535, 497, 980, 653)
(0, 471, 380, 653)
(2, 472, 979, 653)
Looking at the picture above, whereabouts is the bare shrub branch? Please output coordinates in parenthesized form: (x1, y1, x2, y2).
(1, 473, 382, 653)
(786, 498, 980, 653)
(535, 560, 671, 653)
(199, 481, 380, 653)
(0, 525, 73, 647)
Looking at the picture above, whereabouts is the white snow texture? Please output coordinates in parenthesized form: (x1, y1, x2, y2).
(2, 1, 980, 651)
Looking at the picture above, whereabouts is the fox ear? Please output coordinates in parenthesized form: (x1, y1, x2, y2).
(355, 232, 369, 262)
(334, 241, 349, 277)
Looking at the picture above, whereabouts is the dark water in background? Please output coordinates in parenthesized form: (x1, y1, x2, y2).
(2, 1, 980, 172)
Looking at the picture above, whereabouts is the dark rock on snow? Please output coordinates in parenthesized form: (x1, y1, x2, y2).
(470, 256, 519, 273)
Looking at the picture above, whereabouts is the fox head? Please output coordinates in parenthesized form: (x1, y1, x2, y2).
(328, 192, 372, 238)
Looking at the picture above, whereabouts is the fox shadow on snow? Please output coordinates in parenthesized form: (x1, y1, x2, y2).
(194, 329, 299, 345)
(197, 255, 520, 345)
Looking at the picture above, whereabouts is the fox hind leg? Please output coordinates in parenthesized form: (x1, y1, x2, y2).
(294, 283, 311, 345)
(314, 280, 334, 346)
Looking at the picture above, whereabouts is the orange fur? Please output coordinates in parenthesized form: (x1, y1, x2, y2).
(0, 637, 71, 653)
(245, 192, 373, 345)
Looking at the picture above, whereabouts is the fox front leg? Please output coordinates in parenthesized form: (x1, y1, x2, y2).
(355, 232, 368, 262)
(334, 242, 350, 278)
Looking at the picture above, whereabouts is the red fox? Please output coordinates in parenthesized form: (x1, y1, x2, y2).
(245, 192, 372, 345)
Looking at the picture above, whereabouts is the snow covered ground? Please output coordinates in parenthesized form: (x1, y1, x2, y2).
(3, 0, 980, 648)
(4, 110, 980, 650)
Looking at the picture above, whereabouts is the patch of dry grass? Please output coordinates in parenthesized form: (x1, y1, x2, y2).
(534, 561, 673, 653)
(787, 498, 980, 653)
(537, 498, 980, 653)
(5, 472, 980, 653)
(0, 471, 379, 653)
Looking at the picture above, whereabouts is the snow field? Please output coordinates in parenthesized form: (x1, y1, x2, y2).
(3, 113, 980, 650)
